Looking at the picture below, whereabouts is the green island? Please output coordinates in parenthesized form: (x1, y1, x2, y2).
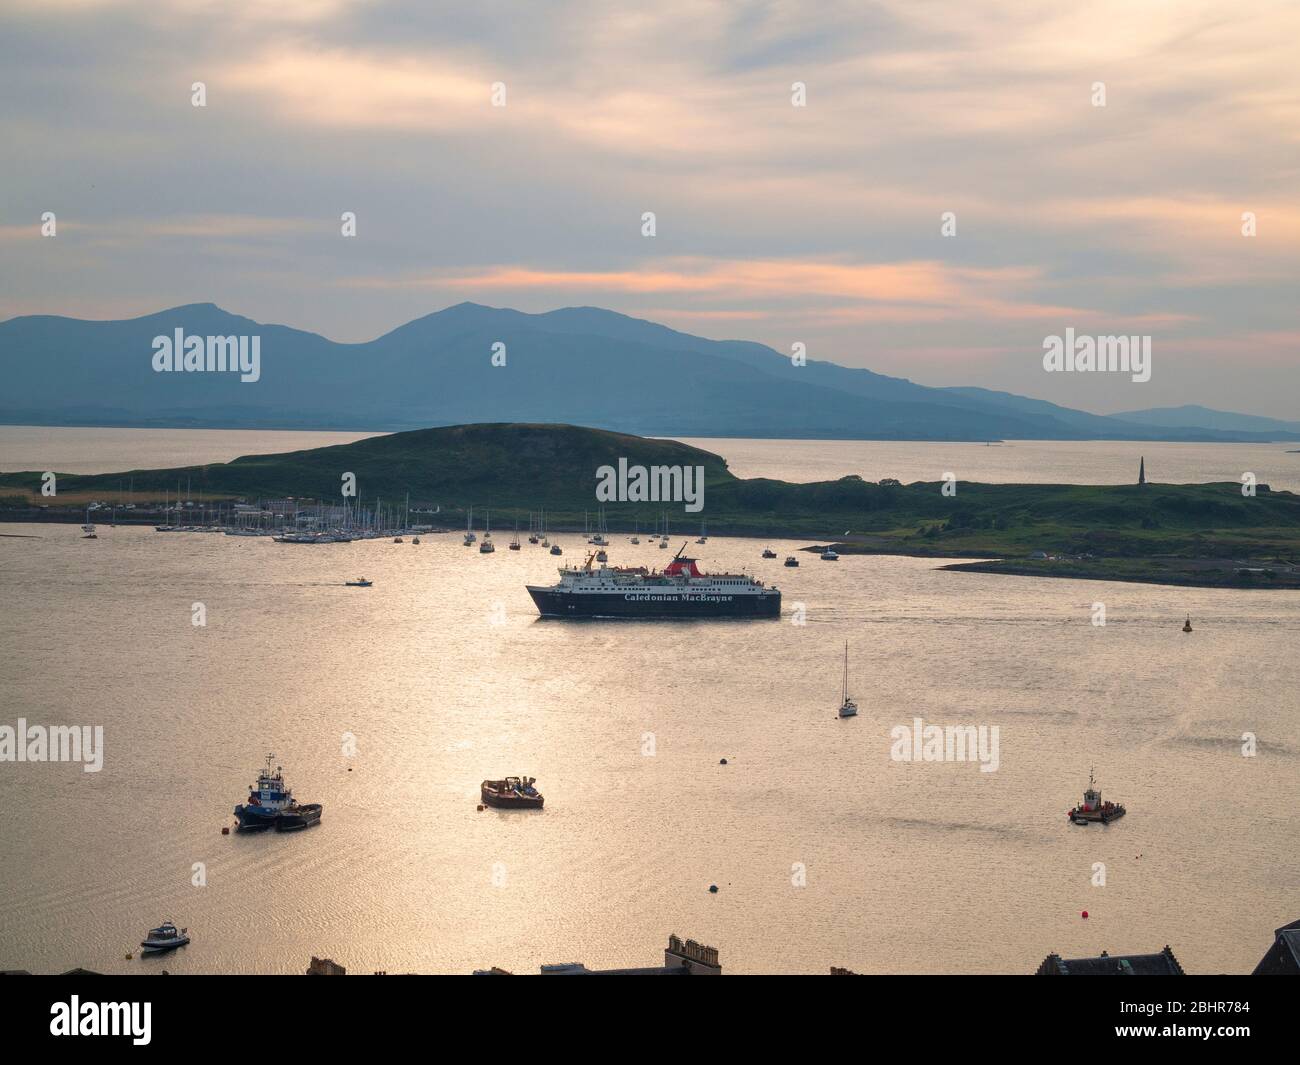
(3, 423, 1298, 589)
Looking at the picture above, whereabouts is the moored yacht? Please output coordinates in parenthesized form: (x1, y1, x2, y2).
(838, 641, 858, 718)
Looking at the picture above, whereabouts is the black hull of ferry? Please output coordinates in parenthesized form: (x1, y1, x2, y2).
(528, 588, 780, 619)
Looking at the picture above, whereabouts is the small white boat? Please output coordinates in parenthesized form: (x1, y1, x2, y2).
(838, 642, 858, 718)
(820, 548, 840, 561)
(141, 921, 190, 953)
(345, 577, 373, 587)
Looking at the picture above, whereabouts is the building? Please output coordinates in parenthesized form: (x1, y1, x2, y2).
(1251, 918, 1300, 975)
(1035, 947, 1184, 975)
(474, 934, 721, 975)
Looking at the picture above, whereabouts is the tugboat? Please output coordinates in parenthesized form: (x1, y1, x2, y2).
(140, 921, 190, 953)
(784, 556, 799, 567)
(233, 754, 323, 832)
(481, 776, 544, 809)
(527, 544, 780, 619)
(762, 548, 777, 559)
(1067, 768, 1126, 825)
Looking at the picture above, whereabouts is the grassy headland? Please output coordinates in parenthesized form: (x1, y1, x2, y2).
(3, 423, 1298, 588)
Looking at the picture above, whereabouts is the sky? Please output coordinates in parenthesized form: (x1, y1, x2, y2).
(1, 0, 1297, 418)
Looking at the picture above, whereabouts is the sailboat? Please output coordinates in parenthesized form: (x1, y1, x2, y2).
(838, 642, 858, 718)
(81, 505, 97, 539)
(696, 519, 707, 544)
(463, 504, 476, 545)
(510, 519, 521, 550)
(479, 510, 495, 553)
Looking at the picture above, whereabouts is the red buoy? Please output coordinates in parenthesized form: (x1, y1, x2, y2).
(1081, 910, 1089, 919)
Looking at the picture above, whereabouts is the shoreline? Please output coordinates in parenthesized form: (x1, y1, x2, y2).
(9, 511, 1298, 591)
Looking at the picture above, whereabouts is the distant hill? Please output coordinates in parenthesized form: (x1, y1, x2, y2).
(2, 302, 1296, 442)
(1107, 405, 1300, 435)
(4, 423, 1300, 591)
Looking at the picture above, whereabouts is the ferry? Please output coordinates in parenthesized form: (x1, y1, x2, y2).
(1068, 769, 1126, 825)
(527, 544, 781, 619)
(481, 776, 544, 809)
(233, 754, 323, 832)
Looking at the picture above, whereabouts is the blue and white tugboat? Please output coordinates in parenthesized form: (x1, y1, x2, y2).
(233, 753, 323, 832)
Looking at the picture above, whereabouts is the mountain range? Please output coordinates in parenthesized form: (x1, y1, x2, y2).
(1, 302, 1295, 442)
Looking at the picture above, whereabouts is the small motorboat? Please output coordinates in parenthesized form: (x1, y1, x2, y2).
(481, 776, 544, 809)
(140, 921, 190, 953)
(345, 577, 373, 587)
(480, 537, 495, 553)
(1067, 769, 1126, 825)
(784, 556, 799, 567)
(1182, 615, 1193, 632)
(762, 548, 777, 559)
(550, 544, 562, 555)
(630, 536, 641, 544)
(393, 536, 404, 543)
(596, 549, 608, 562)
(412, 537, 421, 545)
(820, 548, 839, 561)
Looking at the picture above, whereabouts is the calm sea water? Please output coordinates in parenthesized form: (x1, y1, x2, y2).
(2, 425, 1298, 492)
(0, 429, 1297, 975)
